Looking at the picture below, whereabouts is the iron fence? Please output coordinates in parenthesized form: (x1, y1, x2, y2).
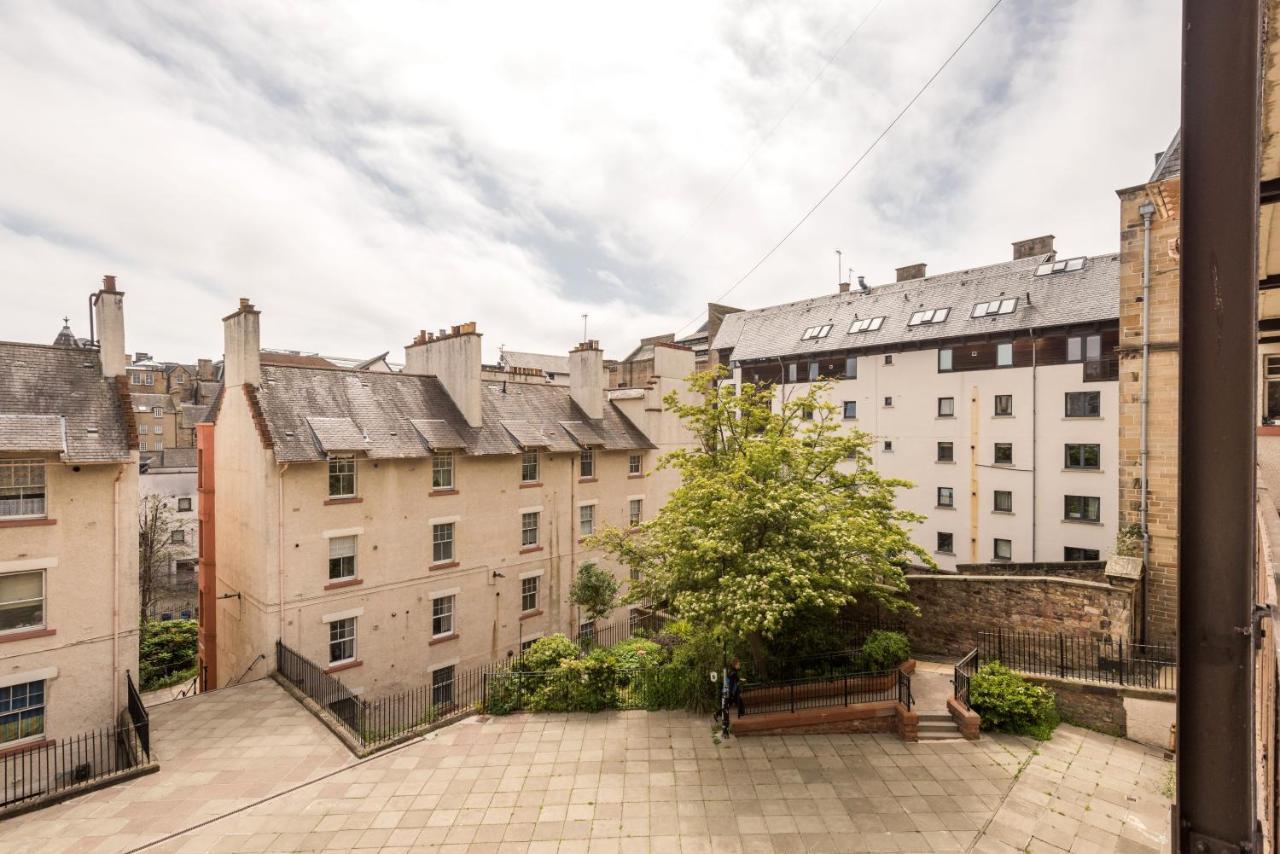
(976, 630, 1176, 691)
(954, 649, 978, 711)
(275, 641, 367, 743)
(361, 660, 507, 747)
(1, 723, 148, 810)
(573, 610, 670, 651)
(482, 666, 680, 715)
(737, 669, 903, 716)
(125, 672, 150, 756)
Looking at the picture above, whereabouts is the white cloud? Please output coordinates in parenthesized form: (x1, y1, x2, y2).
(0, 0, 1178, 363)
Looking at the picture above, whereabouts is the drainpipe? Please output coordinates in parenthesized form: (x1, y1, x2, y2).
(1030, 327, 1037, 562)
(112, 463, 124, 717)
(277, 463, 290, 646)
(1137, 201, 1155, 645)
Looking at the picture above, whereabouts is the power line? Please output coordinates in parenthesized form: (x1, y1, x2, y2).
(672, 0, 1008, 338)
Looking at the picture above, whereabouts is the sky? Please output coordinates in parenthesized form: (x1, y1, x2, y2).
(0, 0, 1180, 364)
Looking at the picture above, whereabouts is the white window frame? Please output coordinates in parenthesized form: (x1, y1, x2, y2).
(628, 497, 643, 527)
(521, 575, 540, 613)
(800, 324, 833, 340)
(848, 316, 885, 334)
(521, 510, 540, 547)
(907, 307, 950, 326)
(996, 342, 1013, 366)
(628, 454, 642, 475)
(520, 451, 539, 483)
(0, 679, 45, 745)
(0, 459, 47, 520)
(579, 449, 595, 479)
(971, 297, 1019, 317)
(431, 521, 456, 564)
(328, 455, 356, 499)
(328, 535, 357, 581)
(431, 594, 455, 638)
(0, 570, 46, 635)
(578, 503, 596, 537)
(328, 617, 356, 665)
(432, 451, 455, 490)
(152, 407, 163, 419)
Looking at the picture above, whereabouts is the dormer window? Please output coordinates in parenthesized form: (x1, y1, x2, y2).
(1035, 257, 1086, 276)
(907, 308, 950, 326)
(801, 324, 833, 340)
(972, 298, 1018, 318)
(849, 316, 885, 334)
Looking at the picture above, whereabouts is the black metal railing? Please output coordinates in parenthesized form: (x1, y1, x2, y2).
(573, 610, 670, 651)
(361, 660, 506, 747)
(897, 669, 914, 710)
(125, 672, 150, 757)
(275, 641, 368, 743)
(1, 723, 148, 811)
(482, 666, 680, 715)
(977, 630, 1176, 690)
(737, 669, 902, 717)
(954, 649, 978, 711)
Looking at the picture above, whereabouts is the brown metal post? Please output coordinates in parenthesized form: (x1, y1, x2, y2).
(1177, 1, 1261, 850)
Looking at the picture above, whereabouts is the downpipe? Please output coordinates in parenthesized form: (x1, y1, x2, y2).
(1138, 201, 1155, 644)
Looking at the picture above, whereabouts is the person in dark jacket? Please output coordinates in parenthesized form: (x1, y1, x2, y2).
(726, 659, 745, 718)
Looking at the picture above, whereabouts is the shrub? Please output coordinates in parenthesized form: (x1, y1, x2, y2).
(857, 630, 910, 671)
(609, 637, 666, 672)
(969, 662, 1060, 740)
(529, 652, 617, 712)
(139, 619, 199, 691)
(517, 634, 580, 672)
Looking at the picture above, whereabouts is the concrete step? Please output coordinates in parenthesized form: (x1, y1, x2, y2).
(917, 717, 963, 740)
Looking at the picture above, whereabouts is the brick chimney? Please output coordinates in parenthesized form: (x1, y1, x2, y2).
(94, 275, 127, 378)
(1012, 235, 1055, 260)
(404, 322, 483, 427)
(838, 281, 851, 294)
(569, 340, 605, 420)
(222, 298, 261, 387)
(895, 263, 926, 282)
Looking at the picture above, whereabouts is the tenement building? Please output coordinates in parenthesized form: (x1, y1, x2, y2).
(0, 276, 141, 750)
(712, 237, 1120, 573)
(200, 301, 692, 699)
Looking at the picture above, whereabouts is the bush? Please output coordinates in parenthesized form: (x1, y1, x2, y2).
(139, 619, 199, 691)
(609, 637, 666, 672)
(517, 634, 581, 672)
(857, 630, 910, 671)
(969, 662, 1060, 740)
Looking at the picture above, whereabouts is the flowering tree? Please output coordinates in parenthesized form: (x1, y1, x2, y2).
(589, 368, 929, 673)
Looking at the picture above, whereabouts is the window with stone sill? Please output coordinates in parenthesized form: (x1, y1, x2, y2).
(0, 570, 45, 634)
(521, 511, 539, 547)
(432, 522, 455, 563)
(579, 504, 595, 537)
(329, 536, 356, 581)
(993, 538, 1012, 561)
(994, 490, 1013, 513)
(579, 449, 595, 479)
(432, 451, 454, 490)
(0, 680, 45, 744)
(0, 460, 46, 519)
(628, 454, 642, 475)
(432, 594, 455, 637)
(936, 532, 954, 554)
(328, 617, 356, 665)
(994, 395, 1013, 416)
(1064, 495, 1101, 523)
(327, 455, 356, 498)
(936, 487, 954, 508)
(521, 451, 539, 483)
(937, 397, 954, 417)
(521, 576, 540, 612)
(937, 442, 953, 463)
(629, 498, 643, 527)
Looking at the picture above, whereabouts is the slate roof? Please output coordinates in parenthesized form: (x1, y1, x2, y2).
(253, 364, 653, 462)
(0, 415, 64, 453)
(133, 393, 175, 413)
(181, 404, 212, 428)
(0, 341, 131, 462)
(711, 253, 1120, 363)
(1151, 130, 1181, 182)
(501, 351, 570, 375)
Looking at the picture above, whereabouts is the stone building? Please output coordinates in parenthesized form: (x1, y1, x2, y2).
(0, 275, 140, 749)
(610, 303, 741, 389)
(199, 302, 692, 698)
(712, 238, 1122, 576)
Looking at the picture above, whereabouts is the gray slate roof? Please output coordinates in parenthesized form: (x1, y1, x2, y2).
(1151, 130, 1181, 182)
(181, 404, 211, 428)
(133, 393, 175, 414)
(0, 342, 132, 462)
(501, 351, 570, 375)
(0, 415, 64, 453)
(711, 253, 1120, 363)
(254, 364, 653, 463)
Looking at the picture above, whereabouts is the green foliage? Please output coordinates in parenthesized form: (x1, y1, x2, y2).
(856, 630, 910, 671)
(528, 653, 618, 713)
(970, 662, 1060, 740)
(608, 637, 665, 672)
(516, 634, 580, 673)
(570, 562, 620, 623)
(1114, 523, 1145, 558)
(588, 368, 926, 670)
(139, 619, 198, 691)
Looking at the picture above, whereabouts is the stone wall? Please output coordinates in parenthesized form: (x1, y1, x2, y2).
(1021, 674, 1174, 747)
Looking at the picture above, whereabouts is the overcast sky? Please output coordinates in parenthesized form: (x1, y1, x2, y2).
(0, 1, 1179, 364)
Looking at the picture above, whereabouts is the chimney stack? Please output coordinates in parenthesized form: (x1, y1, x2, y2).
(857, 276, 869, 293)
(838, 281, 851, 294)
(222, 298, 261, 387)
(94, 275, 127, 378)
(569, 340, 605, 420)
(1011, 235, 1055, 260)
(404, 322, 483, 427)
(895, 263, 926, 282)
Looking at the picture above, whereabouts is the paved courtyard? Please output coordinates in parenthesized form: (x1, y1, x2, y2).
(0, 679, 1173, 853)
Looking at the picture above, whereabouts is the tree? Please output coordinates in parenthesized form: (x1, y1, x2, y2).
(570, 561, 620, 625)
(138, 494, 196, 622)
(588, 368, 930, 674)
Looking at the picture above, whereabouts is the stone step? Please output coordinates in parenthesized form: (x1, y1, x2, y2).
(917, 712, 956, 722)
(918, 720, 960, 731)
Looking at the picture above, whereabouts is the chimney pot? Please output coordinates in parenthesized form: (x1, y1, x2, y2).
(1011, 235, 1055, 260)
(838, 281, 851, 294)
(857, 276, 868, 292)
(895, 263, 926, 282)
(102, 275, 117, 292)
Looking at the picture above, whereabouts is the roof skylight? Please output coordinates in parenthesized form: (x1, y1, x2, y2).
(1034, 257, 1086, 276)
(972, 298, 1019, 318)
(800, 324, 833, 340)
(848, 316, 886, 334)
(907, 308, 950, 326)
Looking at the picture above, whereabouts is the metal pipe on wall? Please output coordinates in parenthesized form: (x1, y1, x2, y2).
(1138, 201, 1155, 645)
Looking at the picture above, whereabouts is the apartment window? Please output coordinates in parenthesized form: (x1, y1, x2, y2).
(329, 536, 356, 581)
(579, 504, 595, 537)
(1067, 334, 1101, 363)
(138, 425, 146, 436)
(936, 532, 954, 554)
(884, 354, 894, 366)
(808, 362, 819, 382)
(144, 373, 154, 386)
(994, 490, 1013, 513)
(883, 440, 893, 452)
(801, 406, 814, 421)
(996, 343, 1013, 366)
(521, 451, 539, 483)
(0, 680, 45, 744)
(801, 324, 832, 340)
(139, 441, 147, 452)
(328, 455, 356, 498)
(154, 440, 164, 452)
(175, 374, 185, 385)
(628, 453, 642, 475)
(994, 395, 1013, 417)
(843, 401, 857, 420)
(1064, 444, 1101, 470)
(849, 316, 885, 333)
(170, 529, 185, 545)
(907, 308, 951, 326)
(994, 443, 1013, 465)
(432, 451, 454, 490)
(177, 497, 192, 512)
(972, 297, 1019, 318)
(153, 425, 162, 435)
(521, 576, 540, 612)
(580, 449, 595, 479)
(937, 487, 954, 508)
(937, 397, 954, 417)
(328, 617, 356, 665)
(1064, 495, 1101, 523)
(1267, 356, 1280, 421)
(629, 498, 643, 527)
(938, 348, 953, 372)
(884, 396, 893, 407)
(1065, 391, 1102, 418)
(0, 571, 45, 633)
(787, 363, 798, 383)
(432, 522, 455, 563)
(937, 442, 953, 462)
(152, 407, 163, 419)
(432, 595, 455, 637)
(845, 356, 858, 378)
(521, 511, 540, 547)
(1065, 547, 1101, 561)
(993, 538, 1012, 561)
(431, 665, 455, 708)
(0, 460, 46, 519)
